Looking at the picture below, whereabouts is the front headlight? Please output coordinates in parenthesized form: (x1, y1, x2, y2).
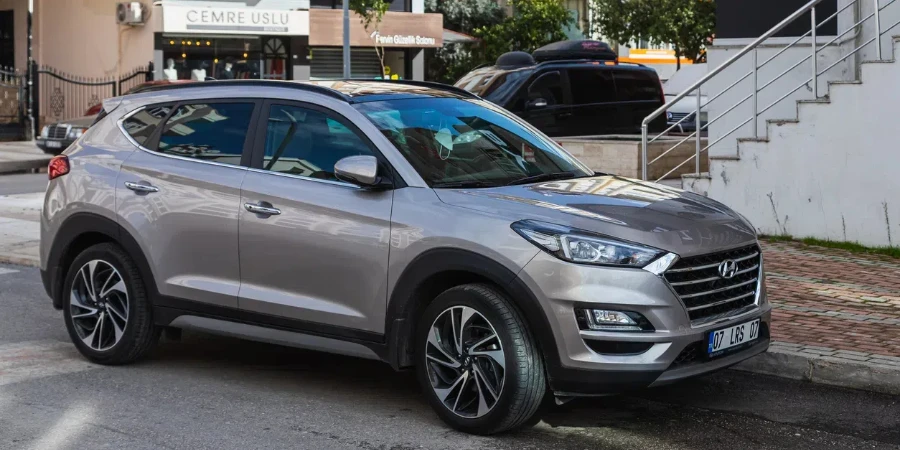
(511, 220, 664, 268)
(40, 125, 49, 138)
(68, 127, 87, 139)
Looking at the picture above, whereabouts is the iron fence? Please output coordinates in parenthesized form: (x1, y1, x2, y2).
(35, 63, 152, 124)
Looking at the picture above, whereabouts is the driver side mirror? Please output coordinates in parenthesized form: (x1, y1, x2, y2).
(526, 98, 548, 109)
(334, 155, 390, 189)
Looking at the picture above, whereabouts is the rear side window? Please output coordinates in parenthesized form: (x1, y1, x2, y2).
(567, 69, 616, 105)
(155, 103, 255, 165)
(613, 71, 662, 102)
(121, 105, 172, 145)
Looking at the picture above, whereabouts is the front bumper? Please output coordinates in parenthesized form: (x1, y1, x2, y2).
(35, 138, 74, 154)
(517, 251, 771, 396)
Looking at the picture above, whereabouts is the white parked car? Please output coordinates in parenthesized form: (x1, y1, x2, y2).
(664, 64, 708, 133)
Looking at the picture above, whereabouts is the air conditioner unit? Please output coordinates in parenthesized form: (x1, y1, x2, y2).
(116, 2, 146, 25)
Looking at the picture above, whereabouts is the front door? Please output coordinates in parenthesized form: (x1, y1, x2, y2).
(517, 70, 573, 137)
(238, 101, 393, 335)
(116, 101, 259, 309)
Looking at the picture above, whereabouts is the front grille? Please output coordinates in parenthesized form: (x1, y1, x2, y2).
(668, 112, 694, 123)
(664, 244, 761, 323)
(47, 125, 69, 139)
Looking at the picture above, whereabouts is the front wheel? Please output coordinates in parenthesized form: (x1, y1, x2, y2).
(416, 284, 546, 435)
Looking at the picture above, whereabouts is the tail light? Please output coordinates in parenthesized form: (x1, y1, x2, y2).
(48, 155, 70, 180)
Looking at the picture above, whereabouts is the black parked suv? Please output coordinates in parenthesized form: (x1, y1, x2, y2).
(455, 40, 667, 137)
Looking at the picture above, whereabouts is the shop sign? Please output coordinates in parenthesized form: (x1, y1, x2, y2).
(163, 5, 310, 36)
(310, 10, 442, 48)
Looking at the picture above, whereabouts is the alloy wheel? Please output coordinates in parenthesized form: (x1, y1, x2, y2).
(425, 305, 505, 418)
(69, 260, 129, 351)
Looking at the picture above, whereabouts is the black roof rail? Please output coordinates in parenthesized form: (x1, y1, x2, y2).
(354, 78, 481, 99)
(129, 79, 351, 102)
(535, 59, 647, 68)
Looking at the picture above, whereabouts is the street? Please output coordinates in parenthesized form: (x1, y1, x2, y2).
(1, 263, 898, 450)
(0, 173, 46, 196)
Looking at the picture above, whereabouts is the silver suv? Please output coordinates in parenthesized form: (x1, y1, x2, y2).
(40, 80, 770, 435)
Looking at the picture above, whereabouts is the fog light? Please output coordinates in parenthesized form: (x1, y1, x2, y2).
(578, 309, 647, 331)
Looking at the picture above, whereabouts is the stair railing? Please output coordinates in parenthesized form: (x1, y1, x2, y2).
(640, 0, 900, 182)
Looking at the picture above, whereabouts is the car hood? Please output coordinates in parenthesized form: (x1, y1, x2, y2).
(665, 94, 708, 114)
(433, 175, 757, 258)
(51, 116, 96, 128)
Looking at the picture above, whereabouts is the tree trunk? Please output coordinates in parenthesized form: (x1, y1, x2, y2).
(674, 44, 682, 70)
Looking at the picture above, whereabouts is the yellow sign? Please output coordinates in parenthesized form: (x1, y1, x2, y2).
(384, 66, 391, 75)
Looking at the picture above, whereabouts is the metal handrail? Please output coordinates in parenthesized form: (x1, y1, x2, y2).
(641, 0, 897, 182)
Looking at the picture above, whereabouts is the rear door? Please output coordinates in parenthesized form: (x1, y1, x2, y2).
(237, 100, 394, 334)
(116, 100, 259, 309)
(613, 69, 665, 134)
(564, 67, 621, 135)
(516, 70, 570, 137)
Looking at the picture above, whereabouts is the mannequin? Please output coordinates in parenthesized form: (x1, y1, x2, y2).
(220, 58, 235, 80)
(190, 61, 207, 81)
(163, 58, 178, 81)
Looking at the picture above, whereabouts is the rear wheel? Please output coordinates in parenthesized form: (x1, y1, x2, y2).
(416, 284, 545, 434)
(63, 243, 160, 365)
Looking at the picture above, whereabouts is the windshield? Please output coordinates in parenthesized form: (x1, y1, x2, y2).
(353, 97, 593, 187)
(454, 67, 533, 104)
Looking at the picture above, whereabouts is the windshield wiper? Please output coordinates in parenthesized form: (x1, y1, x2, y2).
(432, 180, 500, 189)
(505, 171, 578, 186)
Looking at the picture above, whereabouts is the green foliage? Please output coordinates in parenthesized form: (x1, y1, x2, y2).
(349, 0, 390, 31)
(425, 0, 505, 84)
(349, 0, 392, 75)
(475, 0, 575, 63)
(591, 0, 715, 69)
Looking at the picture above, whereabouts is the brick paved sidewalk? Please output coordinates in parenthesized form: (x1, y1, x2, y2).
(762, 240, 900, 368)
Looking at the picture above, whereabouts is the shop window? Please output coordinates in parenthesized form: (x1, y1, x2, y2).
(262, 104, 375, 180)
(156, 103, 255, 165)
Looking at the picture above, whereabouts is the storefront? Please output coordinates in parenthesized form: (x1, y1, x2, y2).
(155, 3, 310, 82)
(308, 9, 442, 80)
(153, 2, 442, 82)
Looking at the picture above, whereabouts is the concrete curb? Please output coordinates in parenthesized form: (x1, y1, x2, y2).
(0, 253, 39, 268)
(0, 156, 52, 175)
(731, 348, 900, 396)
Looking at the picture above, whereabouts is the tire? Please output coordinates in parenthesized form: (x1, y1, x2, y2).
(416, 283, 546, 435)
(62, 242, 160, 365)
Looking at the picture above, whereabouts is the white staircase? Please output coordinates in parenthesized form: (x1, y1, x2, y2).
(682, 36, 900, 247)
(640, 0, 900, 247)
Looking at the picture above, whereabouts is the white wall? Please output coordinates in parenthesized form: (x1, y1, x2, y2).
(688, 37, 900, 247)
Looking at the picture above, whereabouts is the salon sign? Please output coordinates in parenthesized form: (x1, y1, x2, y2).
(163, 5, 310, 36)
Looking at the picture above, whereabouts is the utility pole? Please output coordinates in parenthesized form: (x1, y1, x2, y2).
(26, 0, 34, 140)
(342, 0, 351, 78)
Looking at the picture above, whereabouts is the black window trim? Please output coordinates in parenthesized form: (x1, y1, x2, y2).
(247, 99, 405, 189)
(118, 98, 263, 170)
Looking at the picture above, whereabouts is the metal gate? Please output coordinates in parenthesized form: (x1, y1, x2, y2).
(34, 63, 152, 125)
(0, 66, 26, 141)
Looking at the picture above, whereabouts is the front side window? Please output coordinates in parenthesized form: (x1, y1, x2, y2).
(156, 103, 255, 166)
(354, 97, 592, 187)
(527, 71, 564, 106)
(261, 104, 375, 180)
(122, 105, 172, 145)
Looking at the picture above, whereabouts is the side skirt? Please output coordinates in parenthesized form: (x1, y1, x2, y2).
(153, 301, 391, 364)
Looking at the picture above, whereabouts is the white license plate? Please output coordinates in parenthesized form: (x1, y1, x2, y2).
(45, 140, 62, 148)
(708, 318, 760, 355)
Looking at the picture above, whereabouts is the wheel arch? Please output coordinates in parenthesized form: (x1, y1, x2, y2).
(45, 212, 157, 309)
(385, 248, 561, 375)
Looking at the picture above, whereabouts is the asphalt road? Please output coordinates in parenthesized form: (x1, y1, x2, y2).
(0, 173, 47, 196)
(1, 263, 898, 450)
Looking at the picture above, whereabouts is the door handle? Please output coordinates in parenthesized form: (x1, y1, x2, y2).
(124, 181, 159, 193)
(558, 112, 574, 118)
(244, 202, 281, 216)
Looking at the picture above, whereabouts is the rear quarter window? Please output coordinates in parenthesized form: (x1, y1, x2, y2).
(613, 70, 662, 102)
(121, 105, 173, 146)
